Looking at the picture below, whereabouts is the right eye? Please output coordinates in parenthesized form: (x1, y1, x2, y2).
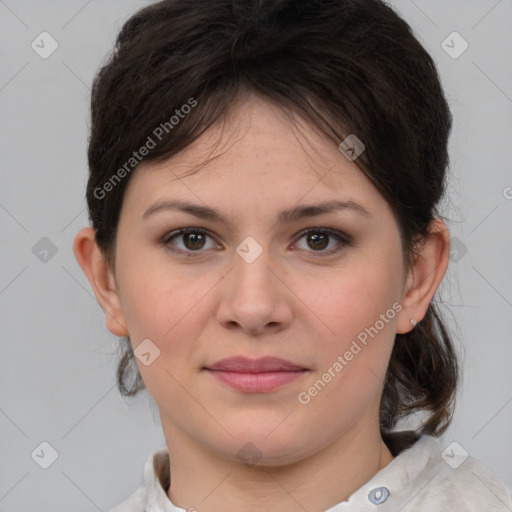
(161, 227, 222, 255)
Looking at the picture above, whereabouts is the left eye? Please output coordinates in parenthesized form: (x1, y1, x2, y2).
(293, 228, 349, 253)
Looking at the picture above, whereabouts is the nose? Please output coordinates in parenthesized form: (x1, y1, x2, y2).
(215, 246, 293, 335)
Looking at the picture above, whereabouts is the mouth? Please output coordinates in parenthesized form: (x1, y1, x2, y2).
(203, 356, 309, 393)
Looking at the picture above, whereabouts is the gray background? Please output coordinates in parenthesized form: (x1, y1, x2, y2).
(1, 0, 511, 510)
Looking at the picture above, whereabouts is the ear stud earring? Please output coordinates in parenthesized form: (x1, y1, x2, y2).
(410, 319, 418, 327)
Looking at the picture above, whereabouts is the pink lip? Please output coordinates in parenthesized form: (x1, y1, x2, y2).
(204, 357, 308, 393)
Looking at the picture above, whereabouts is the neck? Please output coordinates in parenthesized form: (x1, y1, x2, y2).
(163, 421, 394, 512)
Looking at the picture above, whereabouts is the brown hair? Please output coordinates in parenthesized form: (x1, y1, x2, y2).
(85, 0, 458, 439)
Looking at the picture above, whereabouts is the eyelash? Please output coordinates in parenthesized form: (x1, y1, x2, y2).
(161, 227, 351, 258)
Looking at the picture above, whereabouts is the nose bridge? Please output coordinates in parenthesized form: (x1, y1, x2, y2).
(215, 238, 293, 333)
(232, 239, 276, 303)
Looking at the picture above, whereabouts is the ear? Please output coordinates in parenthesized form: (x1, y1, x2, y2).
(396, 218, 450, 334)
(73, 227, 129, 337)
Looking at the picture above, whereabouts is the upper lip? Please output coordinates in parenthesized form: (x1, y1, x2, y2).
(205, 356, 307, 373)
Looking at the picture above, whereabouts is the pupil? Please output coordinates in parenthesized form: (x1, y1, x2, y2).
(308, 233, 328, 250)
(185, 233, 205, 250)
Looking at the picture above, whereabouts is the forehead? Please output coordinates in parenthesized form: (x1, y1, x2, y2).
(122, 95, 381, 212)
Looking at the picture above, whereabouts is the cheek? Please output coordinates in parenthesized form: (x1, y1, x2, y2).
(294, 266, 400, 427)
(298, 260, 402, 343)
(115, 262, 213, 380)
(118, 261, 213, 401)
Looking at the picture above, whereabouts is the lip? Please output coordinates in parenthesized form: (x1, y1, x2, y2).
(206, 356, 307, 373)
(204, 357, 308, 393)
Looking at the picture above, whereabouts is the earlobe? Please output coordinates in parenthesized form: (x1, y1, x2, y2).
(73, 227, 129, 337)
(396, 219, 450, 334)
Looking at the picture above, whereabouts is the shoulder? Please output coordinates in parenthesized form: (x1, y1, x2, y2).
(425, 454, 512, 511)
(109, 485, 146, 512)
(400, 435, 512, 511)
(108, 447, 170, 512)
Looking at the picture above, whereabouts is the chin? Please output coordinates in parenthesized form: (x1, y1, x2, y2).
(217, 426, 316, 467)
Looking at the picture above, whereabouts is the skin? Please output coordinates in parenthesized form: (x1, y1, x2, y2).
(74, 94, 450, 512)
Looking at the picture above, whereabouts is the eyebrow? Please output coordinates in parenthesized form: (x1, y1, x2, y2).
(142, 199, 372, 225)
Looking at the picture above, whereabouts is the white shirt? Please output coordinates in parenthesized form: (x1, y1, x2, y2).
(110, 434, 512, 511)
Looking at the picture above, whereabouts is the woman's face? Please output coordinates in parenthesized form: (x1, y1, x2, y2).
(112, 95, 411, 465)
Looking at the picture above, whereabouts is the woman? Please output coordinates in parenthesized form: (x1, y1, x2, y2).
(73, 0, 512, 510)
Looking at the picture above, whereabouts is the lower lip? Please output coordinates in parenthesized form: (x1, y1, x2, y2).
(205, 370, 307, 392)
